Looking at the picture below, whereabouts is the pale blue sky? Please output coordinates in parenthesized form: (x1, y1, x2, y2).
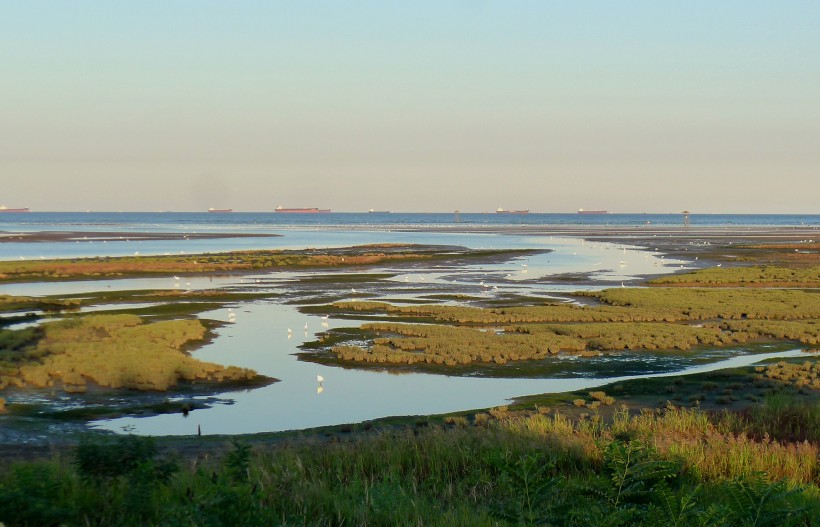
(1, 1, 818, 212)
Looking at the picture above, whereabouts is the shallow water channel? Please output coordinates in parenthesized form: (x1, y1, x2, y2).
(2, 230, 810, 436)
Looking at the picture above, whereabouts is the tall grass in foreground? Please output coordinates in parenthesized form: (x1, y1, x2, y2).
(1, 401, 818, 526)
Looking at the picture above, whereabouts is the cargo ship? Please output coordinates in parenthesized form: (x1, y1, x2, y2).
(0, 206, 30, 213)
(275, 206, 331, 213)
(577, 208, 607, 215)
(207, 208, 233, 213)
(368, 209, 390, 213)
(496, 207, 529, 214)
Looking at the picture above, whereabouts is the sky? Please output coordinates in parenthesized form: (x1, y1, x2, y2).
(1, 1, 819, 213)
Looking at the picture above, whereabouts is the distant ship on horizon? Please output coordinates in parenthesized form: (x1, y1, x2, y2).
(0, 206, 30, 213)
(368, 209, 390, 213)
(275, 206, 331, 213)
(578, 208, 608, 215)
(207, 208, 233, 213)
(496, 207, 529, 214)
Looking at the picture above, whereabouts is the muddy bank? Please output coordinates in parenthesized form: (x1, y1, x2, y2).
(0, 231, 280, 243)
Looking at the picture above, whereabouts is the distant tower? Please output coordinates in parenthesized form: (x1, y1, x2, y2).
(682, 210, 690, 227)
(454, 210, 462, 223)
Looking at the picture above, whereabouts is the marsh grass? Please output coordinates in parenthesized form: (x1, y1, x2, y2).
(0, 247, 538, 283)
(0, 314, 263, 392)
(650, 265, 820, 287)
(1, 400, 818, 526)
(0, 294, 80, 313)
(318, 284, 820, 367)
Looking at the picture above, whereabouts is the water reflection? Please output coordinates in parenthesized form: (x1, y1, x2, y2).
(93, 298, 816, 436)
(0, 229, 729, 436)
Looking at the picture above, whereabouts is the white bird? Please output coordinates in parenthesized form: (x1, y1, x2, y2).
(304, 322, 309, 330)
(351, 288, 357, 294)
(321, 315, 329, 320)
(717, 264, 722, 267)
(317, 375, 324, 384)
(287, 328, 293, 333)
(173, 276, 180, 281)
(621, 282, 625, 288)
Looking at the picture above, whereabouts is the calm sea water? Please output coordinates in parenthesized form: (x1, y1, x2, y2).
(1, 211, 819, 232)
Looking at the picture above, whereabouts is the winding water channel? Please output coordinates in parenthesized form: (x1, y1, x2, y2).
(1, 228, 813, 436)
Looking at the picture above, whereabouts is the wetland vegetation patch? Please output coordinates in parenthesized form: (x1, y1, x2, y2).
(306, 283, 820, 369)
(0, 246, 541, 283)
(1, 392, 818, 526)
(649, 265, 820, 287)
(0, 314, 267, 392)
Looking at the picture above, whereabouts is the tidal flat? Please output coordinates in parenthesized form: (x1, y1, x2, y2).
(0, 231, 815, 437)
(0, 227, 818, 525)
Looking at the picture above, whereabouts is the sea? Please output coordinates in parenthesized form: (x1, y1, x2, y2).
(0, 211, 817, 436)
(1, 211, 819, 232)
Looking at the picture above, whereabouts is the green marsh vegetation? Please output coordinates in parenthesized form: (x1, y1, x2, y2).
(735, 242, 820, 267)
(312, 285, 819, 367)
(0, 246, 539, 283)
(0, 294, 80, 313)
(649, 265, 820, 287)
(515, 359, 820, 428)
(1, 394, 818, 526)
(1, 241, 818, 524)
(0, 314, 265, 392)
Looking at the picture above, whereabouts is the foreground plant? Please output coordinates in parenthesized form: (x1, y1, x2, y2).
(0, 401, 817, 526)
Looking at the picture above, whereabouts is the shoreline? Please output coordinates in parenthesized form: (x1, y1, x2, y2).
(0, 231, 280, 243)
(2, 224, 817, 244)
